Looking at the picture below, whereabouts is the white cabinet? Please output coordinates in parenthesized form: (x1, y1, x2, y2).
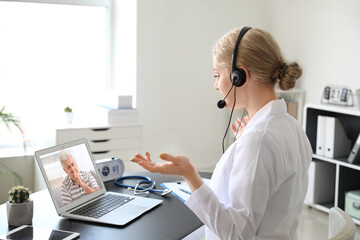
(304, 103, 360, 224)
(56, 124, 143, 172)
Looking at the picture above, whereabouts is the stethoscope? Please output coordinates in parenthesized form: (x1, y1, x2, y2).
(114, 175, 173, 197)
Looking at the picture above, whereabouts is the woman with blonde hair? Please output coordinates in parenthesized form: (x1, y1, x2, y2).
(131, 27, 312, 239)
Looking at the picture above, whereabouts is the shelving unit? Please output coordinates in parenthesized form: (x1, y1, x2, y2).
(303, 103, 360, 224)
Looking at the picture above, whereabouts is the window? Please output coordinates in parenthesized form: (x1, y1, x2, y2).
(0, 0, 136, 156)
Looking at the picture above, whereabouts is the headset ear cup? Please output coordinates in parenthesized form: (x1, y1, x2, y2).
(231, 68, 246, 87)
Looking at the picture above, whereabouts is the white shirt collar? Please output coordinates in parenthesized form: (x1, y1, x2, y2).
(245, 99, 287, 131)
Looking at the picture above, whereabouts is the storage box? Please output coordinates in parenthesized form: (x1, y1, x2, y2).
(345, 190, 360, 219)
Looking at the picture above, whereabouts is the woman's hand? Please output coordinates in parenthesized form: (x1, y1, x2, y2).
(231, 115, 250, 139)
(131, 152, 193, 178)
(130, 152, 203, 192)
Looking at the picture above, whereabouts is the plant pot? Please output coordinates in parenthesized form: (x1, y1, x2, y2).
(6, 200, 33, 226)
(64, 112, 73, 124)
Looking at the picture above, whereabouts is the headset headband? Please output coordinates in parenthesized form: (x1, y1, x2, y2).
(231, 27, 252, 72)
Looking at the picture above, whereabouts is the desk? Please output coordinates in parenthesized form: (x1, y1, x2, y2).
(0, 172, 211, 240)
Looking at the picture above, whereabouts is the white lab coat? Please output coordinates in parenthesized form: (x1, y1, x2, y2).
(186, 99, 312, 240)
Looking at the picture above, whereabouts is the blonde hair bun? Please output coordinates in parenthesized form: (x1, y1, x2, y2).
(276, 62, 303, 91)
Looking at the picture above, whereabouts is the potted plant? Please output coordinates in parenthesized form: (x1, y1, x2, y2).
(6, 185, 33, 226)
(64, 106, 73, 124)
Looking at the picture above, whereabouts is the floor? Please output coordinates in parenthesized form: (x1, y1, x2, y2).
(184, 205, 360, 239)
(298, 205, 360, 240)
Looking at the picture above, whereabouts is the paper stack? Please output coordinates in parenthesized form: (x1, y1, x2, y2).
(316, 115, 351, 158)
(95, 106, 139, 124)
(98, 94, 133, 109)
(96, 94, 139, 124)
(117, 95, 133, 109)
(107, 108, 139, 124)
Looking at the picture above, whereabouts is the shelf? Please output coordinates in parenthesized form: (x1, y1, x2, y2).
(304, 104, 360, 225)
(313, 154, 360, 171)
(312, 203, 333, 213)
(305, 103, 360, 117)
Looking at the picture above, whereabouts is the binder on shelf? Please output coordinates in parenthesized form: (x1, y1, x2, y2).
(348, 133, 360, 164)
(324, 116, 351, 158)
(316, 115, 326, 156)
(304, 161, 335, 205)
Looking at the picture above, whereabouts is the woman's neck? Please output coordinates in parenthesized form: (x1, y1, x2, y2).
(246, 84, 278, 119)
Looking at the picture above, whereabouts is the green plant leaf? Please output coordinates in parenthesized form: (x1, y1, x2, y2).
(0, 106, 22, 132)
(0, 106, 26, 185)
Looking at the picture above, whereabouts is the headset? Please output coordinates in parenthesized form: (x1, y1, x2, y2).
(217, 26, 252, 153)
(231, 26, 251, 87)
(217, 26, 251, 109)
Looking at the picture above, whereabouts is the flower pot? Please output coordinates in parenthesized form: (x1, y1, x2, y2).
(64, 112, 73, 124)
(6, 200, 33, 226)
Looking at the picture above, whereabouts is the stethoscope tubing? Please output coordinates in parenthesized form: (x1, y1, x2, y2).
(114, 175, 165, 194)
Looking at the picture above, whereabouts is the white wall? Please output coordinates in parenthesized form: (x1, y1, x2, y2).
(268, 0, 360, 104)
(136, 0, 271, 170)
(136, 0, 360, 171)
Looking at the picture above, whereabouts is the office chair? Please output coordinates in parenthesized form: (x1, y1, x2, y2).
(328, 207, 356, 240)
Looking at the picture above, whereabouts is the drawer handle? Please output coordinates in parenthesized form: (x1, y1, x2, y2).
(353, 203, 360, 210)
(91, 128, 109, 132)
(92, 151, 110, 155)
(91, 139, 110, 143)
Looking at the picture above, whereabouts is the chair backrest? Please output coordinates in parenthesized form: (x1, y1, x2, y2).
(328, 207, 356, 240)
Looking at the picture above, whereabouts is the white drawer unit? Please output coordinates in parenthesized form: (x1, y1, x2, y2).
(56, 124, 143, 172)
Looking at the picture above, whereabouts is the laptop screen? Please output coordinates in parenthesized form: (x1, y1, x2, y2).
(38, 142, 104, 208)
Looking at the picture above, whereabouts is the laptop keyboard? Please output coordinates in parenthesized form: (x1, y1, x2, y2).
(71, 194, 135, 219)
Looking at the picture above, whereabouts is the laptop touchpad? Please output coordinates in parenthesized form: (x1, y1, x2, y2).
(119, 204, 148, 216)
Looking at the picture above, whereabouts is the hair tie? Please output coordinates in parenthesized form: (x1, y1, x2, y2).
(277, 64, 288, 80)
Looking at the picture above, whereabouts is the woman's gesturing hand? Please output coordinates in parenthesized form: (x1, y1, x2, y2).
(131, 152, 193, 177)
(231, 115, 250, 139)
(130, 152, 203, 191)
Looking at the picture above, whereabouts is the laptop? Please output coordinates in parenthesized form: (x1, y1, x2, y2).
(34, 138, 162, 226)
